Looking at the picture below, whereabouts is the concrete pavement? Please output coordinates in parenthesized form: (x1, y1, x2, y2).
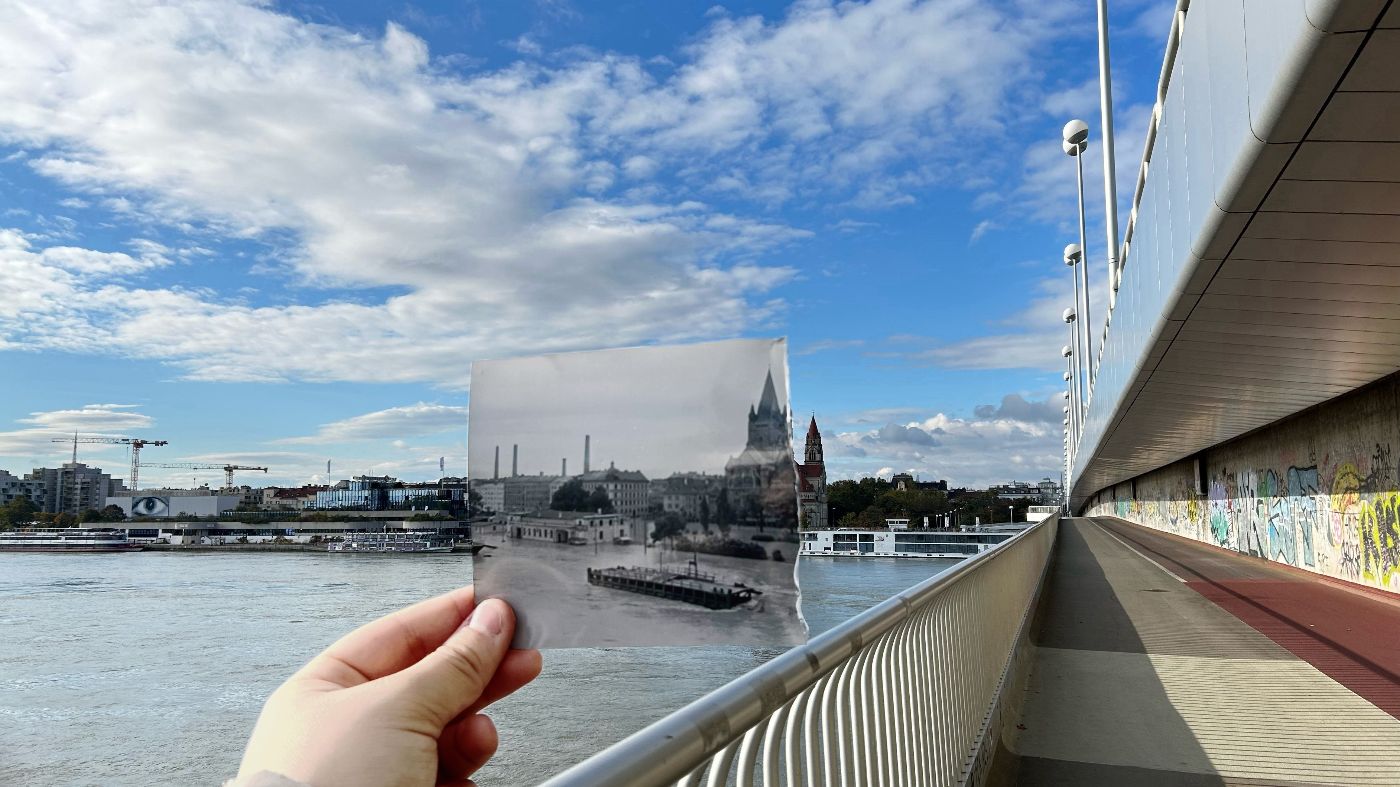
(1008, 518, 1400, 786)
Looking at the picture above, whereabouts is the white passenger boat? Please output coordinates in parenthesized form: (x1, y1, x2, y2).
(326, 531, 456, 553)
(799, 527, 1016, 559)
(0, 528, 143, 553)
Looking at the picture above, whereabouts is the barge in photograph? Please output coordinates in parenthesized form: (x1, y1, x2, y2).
(586, 564, 761, 610)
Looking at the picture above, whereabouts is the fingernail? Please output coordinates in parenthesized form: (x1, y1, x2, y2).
(467, 600, 504, 637)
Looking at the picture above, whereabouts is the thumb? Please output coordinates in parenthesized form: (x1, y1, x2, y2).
(389, 598, 515, 726)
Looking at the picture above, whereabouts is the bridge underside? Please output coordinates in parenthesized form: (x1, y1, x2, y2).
(1004, 518, 1400, 786)
(1074, 4, 1400, 509)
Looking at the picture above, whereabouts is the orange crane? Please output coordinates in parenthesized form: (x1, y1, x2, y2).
(138, 462, 269, 491)
(52, 433, 169, 492)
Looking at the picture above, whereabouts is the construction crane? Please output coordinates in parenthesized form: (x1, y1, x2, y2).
(52, 433, 169, 492)
(138, 462, 269, 490)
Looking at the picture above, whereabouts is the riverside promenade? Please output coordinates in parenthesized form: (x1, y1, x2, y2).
(1009, 517, 1400, 786)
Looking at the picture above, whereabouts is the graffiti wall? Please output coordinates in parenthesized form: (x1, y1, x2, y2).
(1085, 375, 1400, 594)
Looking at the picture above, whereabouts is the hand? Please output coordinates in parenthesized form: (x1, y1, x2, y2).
(237, 587, 541, 787)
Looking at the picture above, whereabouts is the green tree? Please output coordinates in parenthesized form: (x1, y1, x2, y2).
(79, 508, 104, 523)
(54, 512, 77, 528)
(99, 504, 126, 522)
(467, 487, 483, 516)
(698, 497, 711, 531)
(0, 495, 39, 530)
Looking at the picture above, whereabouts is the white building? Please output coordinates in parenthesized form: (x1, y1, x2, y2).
(107, 494, 242, 519)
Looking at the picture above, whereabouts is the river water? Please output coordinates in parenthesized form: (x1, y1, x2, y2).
(0, 552, 956, 786)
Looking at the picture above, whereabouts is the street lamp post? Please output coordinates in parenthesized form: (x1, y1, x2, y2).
(1064, 305, 1084, 425)
(1062, 343, 1077, 453)
(1063, 121, 1093, 386)
(1095, 0, 1121, 308)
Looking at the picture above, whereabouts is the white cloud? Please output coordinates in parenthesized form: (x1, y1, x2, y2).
(795, 338, 865, 356)
(0, 404, 155, 460)
(968, 219, 997, 244)
(277, 403, 469, 444)
(0, 0, 1084, 386)
(825, 394, 1062, 486)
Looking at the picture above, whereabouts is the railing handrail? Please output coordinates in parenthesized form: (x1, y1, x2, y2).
(539, 518, 1054, 786)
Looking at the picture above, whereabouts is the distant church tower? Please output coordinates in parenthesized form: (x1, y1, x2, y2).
(797, 416, 828, 530)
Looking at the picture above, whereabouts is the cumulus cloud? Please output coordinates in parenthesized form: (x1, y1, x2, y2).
(0, 0, 1085, 387)
(825, 394, 1062, 486)
(973, 393, 1061, 423)
(277, 403, 469, 444)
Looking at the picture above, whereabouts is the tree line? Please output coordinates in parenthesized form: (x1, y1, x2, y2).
(0, 495, 127, 530)
(827, 478, 1036, 529)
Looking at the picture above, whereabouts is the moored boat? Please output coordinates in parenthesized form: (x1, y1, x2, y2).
(799, 527, 1018, 558)
(0, 528, 143, 553)
(326, 531, 456, 554)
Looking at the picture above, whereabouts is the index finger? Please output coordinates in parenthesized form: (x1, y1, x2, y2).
(298, 585, 477, 687)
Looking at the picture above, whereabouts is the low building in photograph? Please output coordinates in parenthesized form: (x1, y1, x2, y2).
(504, 510, 631, 543)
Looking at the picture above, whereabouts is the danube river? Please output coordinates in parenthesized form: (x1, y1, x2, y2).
(0, 551, 957, 786)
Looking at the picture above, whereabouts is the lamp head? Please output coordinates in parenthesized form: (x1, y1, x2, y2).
(1062, 371, 1072, 382)
(1062, 345, 1072, 358)
(1062, 307, 1077, 323)
(1062, 119, 1089, 153)
(1063, 243, 1082, 265)
(1062, 391, 1071, 401)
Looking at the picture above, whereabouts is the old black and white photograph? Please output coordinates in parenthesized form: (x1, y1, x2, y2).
(469, 338, 804, 648)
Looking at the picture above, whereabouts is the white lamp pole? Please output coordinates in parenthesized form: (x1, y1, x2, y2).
(1096, 0, 1121, 308)
(1063, 122, 1093, 386)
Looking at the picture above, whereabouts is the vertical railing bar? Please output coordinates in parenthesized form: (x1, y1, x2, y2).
(819, 659, 843, 786)
(864, 634, 886, 787)
(833, 655, 855, 787)
(782, 684, 813, 787)
(850, 644, 873, 786)
(677, 765, 706, 787)
(734, 718, 766, 787)
(760, 697, 796, 787)
(893, 614, 914, 786)
(801, 673, 827, 787)
(703, 737, 742, 787)
(913, 607, 936, 787)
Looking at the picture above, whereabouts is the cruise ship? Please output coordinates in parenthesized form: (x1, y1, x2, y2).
(326, 531, 459, 554)
(799, 527, 1017, 559)
(0, 528, 143, 553)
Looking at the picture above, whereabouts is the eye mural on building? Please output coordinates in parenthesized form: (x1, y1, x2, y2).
(131, 496, 170, 517)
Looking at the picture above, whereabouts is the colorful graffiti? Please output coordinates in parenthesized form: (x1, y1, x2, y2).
(1086, 435, 1400, 594)
(1360, 492, 1400, 588)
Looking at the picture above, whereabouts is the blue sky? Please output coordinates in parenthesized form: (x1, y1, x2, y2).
(0, 0, 1173, 489)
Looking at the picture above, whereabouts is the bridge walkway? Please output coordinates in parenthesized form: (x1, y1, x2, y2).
(1008, 517, 1400, 786)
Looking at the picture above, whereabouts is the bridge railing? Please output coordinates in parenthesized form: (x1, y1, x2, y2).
(540, 516, 1059, 787)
